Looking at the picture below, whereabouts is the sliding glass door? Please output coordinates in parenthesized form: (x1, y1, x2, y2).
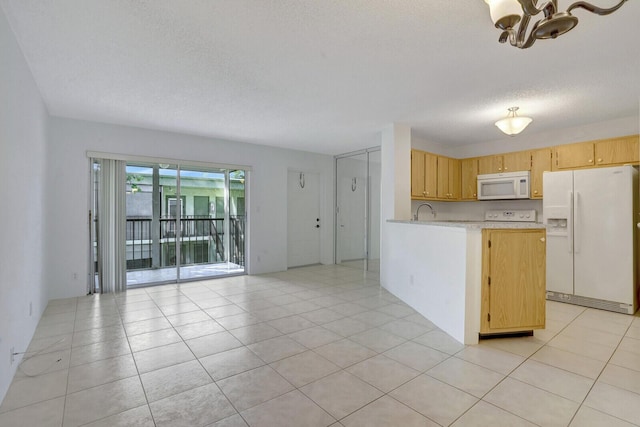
(177, 167, 245, 280)
(125, 163, 179, 285)
(91, 158, 246, 291)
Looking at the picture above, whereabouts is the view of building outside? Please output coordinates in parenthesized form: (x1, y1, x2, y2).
(124, 164, 246, 274)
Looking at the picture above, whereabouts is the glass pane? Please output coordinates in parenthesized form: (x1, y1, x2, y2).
(336, 153, 367, 270)
(229, 170, 246, 268)
(125, 163, 178, 286)
(178, 167, 245, 280)
(368, 150, 381, 274)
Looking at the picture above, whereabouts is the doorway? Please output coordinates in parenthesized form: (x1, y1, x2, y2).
(335, 148, 380, 273)
(287, 170, 321, 268)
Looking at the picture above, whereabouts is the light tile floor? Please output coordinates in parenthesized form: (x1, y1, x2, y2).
(1, 265, 639, 426)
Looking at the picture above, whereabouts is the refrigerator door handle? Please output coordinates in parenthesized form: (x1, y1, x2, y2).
(574, 191, 580, 254)
(567, 191, 574, 253)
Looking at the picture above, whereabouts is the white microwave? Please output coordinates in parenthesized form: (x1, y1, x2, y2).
(477, 171, 530, 200)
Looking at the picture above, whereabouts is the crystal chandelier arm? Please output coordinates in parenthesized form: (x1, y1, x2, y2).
(567, 0, 628, 15)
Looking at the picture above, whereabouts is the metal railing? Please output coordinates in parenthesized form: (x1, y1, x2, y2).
(125, 216, 245, 270)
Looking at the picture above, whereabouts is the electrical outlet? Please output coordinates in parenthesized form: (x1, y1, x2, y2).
(10, 347, 14, 365)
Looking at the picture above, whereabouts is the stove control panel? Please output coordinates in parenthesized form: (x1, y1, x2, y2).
(485, 209, 537, 222)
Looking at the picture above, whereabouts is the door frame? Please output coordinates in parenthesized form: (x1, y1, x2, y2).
(88, 152, 251, 291)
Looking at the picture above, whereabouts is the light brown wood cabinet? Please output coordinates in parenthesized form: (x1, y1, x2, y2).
(480, 229, 546, 335)
(554, 141, 595, 170)
(477, 155, 504, 175)
(460, 158, 478, 200)
(553, 135, 640, 170)
(411, 149, 437, 199)
(478, 151, 530, 175)
(502, 151, 531, 172)
(594, 135, 639, 166)
(530, 148, 552, 199)
(437, 156, 460, 199)
(412, 134, 637, 201)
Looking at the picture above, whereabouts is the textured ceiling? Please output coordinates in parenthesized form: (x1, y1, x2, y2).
(2, 0, 639, 155)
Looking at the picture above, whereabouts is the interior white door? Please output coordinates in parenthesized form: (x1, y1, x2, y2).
(573, 166, 635, 304)
(287, 171, 321, 268)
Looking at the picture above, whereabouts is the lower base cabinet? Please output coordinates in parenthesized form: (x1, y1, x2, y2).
(480, 229, 546, 335)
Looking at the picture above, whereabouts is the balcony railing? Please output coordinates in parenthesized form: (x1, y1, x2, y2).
(125, 215, 245, 270)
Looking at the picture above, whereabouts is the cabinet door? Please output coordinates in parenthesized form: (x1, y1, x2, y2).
(554, 142, 595, 170)
(478, 155, 503, 175)
(481, 229, 546, 333)
(503, 151, 531, 172)
(424, 152, 438, 199)
(448, 158, 461, 199)
(530, 148, 552, 199)
(460, 158, 478, 200)
(595, 135, 639, 166)
(437, 156, 449, 199)
(411, 150, 426, 198)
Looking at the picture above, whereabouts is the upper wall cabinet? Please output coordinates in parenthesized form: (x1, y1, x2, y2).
(460, 158, 479, 200)
(503, 151, 532, 172)
(410, 134, 637, 201)
(554, 141, 594, 170)
(554, 135, 639, 170)
(594, 135, 639, 166)
(478, 155, 503, 175)
(437, 156, 460, 200)
(411, 149, 437, 199)
(478, 151, 530, 175)
(530, 148, 552, 199)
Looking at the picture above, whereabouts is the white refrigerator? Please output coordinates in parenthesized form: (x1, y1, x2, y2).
(543, 165, 638, 314)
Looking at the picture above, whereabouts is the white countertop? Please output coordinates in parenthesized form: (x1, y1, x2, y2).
(388, 220, 546, 229)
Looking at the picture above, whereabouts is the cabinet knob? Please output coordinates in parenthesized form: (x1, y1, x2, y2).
(588, 159, 593, 163)
(540, 237, 546, 242)
(598, 158, 603, 163)
(426, 191, 429, 196)
(473, 193, 477, 197)
(498, 168, 502, 171)
(423, 191, 426, 196)
(534, 190, 538, 194)
(504, 167, 508, 170)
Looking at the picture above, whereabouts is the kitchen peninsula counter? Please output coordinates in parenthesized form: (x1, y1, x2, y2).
(382, 220, 546, 345)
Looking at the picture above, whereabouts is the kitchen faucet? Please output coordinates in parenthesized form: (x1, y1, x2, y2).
(414, 202, 436, 221)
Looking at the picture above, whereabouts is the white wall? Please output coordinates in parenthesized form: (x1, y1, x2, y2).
(383, 222, 482, 344)
(46, 118, 335, 299)
(0, 10, 50, 403)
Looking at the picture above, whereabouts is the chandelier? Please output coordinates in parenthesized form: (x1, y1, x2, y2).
(483, 0, 629, 49)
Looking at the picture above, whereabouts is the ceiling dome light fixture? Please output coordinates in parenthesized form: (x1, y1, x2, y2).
(495, 107, 533, 136)
(483, 0, 629, 49)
